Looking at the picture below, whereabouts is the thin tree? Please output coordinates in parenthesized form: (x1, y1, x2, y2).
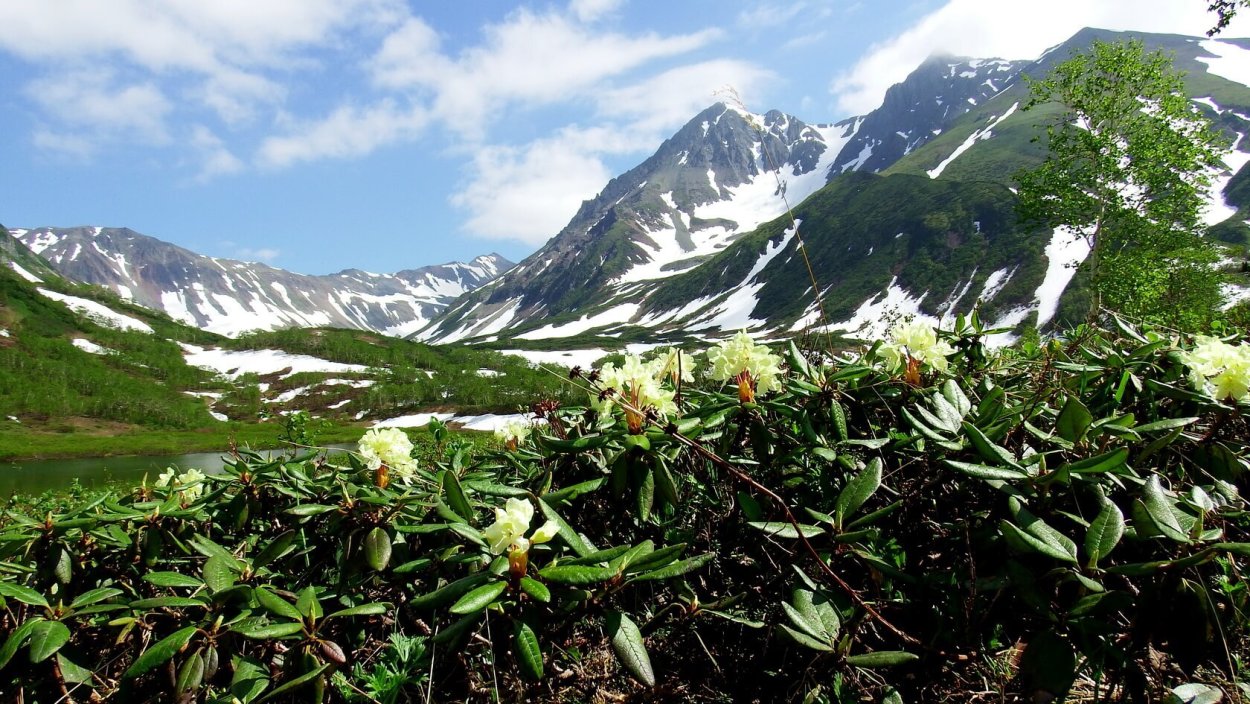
(1016, 39, 1229, 327)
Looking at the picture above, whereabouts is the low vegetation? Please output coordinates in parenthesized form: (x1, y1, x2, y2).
(1, 316, 1247, 702)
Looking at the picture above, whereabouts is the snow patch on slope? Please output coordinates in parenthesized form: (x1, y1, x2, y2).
(8, 262, 42, 282)
(38, 288, 154, 333)
(1034, 227, 1091, 327)
(927, 102, 1018, 179)
(516, 303, 640, 340)
(179, 343, 369, 379)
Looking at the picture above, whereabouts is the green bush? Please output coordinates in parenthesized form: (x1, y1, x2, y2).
(1, 319, 1248, 702)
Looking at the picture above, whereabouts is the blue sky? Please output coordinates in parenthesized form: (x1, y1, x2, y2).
(0, 0, 1244, 275)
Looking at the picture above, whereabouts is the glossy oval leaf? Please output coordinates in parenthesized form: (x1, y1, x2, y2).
(835, 458, 882, 528)
(514, 620, 544, 680)
(607, 611, 655, 687)
(363, 527, 393, 571)
(123, 625, 198, 679)
(519, 576, 551, 603)
(449, 581, 507, 615)
(747, 522, 823, 539)
(1084, 500, 1125, 569)
(845, 651, 918, 668)
(27, 620, 70, 663)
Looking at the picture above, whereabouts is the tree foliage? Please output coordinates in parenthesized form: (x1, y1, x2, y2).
(1017, 40, 1229, 328)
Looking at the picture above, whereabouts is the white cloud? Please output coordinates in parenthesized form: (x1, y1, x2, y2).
(235, 247, 281, 263)
(569, 0, 625, 23)
(833, 0, 1250, 116)
(451, 138, 614, 245)
(597, 59, 775, 132)
(26, 68, 172, 143)
(367, 8, 721, 138)
(0, 0, 403, 126)
(190, 126, 243, 181)
(256, 101, 429, 168)
(31, 129, 95, 159)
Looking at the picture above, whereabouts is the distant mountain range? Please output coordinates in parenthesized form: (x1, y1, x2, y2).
(9, 226, 511, 337)
(420, 27, 1250, 343)
(7, 27, 1249, 343)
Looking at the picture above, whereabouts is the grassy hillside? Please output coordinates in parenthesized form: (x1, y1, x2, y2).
(645, 172, 1053, 331)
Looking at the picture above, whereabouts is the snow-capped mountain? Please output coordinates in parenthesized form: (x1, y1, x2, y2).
(422, 103, 863, 342)
(421, 27, 1250, 344)
(12, 226, 512, 337)
(826, 55, 1029, 175)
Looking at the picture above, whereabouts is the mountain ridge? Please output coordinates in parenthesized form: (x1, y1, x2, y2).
(11, 225, 513, 337)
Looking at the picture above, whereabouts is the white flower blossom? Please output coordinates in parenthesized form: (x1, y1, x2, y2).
(706, 331, 784, 402)
(1180, 335, 1250, 403)
(494, 419, 532, 450)
(879, 320, 956, 375)
(155, 467, 207, 502)
(481, 497, 560, 556)
(358, 427, 418, 481)
(592, 353, 678, 432)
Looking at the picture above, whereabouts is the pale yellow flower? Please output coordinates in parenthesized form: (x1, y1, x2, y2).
(359, 427, 418, 481)
(592, 353, 678, 432)
(879, 320, 955, 375)
(1180, 336, 1250, 403)
(706, 331, 784, 402)
(482, 497, 560, 556)
(155, 467, 207, 502)
(494, 419, 531, 450)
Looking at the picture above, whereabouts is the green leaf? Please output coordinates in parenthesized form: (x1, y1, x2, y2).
(538, 564, 618, 585)
(779, 623, 834, 652)
(1001, 520, 1078, 563)
(123, 625, 198, 678)
(188, 535, 243, 570)
(410, 574, 491, 611)
(204, 555, 238, 593)
(325, 603, 390, 619)
(285, 504, 337, 516)
(633, 553, 714, 581)
(441, 470, 475, 523)
(130, 597, 208, 609)
(296, 587, 323, 621)
(252, 530, 298, 570)
(963, 422, 1020, 468)
(1063, 447, 1129, 475)
(835, 458, 882, 528)
(363, 526, 392, 571)
(845, 651, 919, 668)
(1134, 417, 1200, 433)
(1142, 475, 1189, 542)
(607, 611, 655, 687)
(0, 582, 48, 608)
(637, 466, 655, 521)
(27, 620, 70, 663)
(944, 460, 1029, 481)
(143, 571, 204, 589)
(782, 602, 831, 644)
(255, 663, 330, 703)
(624, 543, 687, 573)
(942, 379, 973, 418)
(1056, 397, 1092, 443)
(830, 399, 849, 442)
(254, 587, 303, 621)
(1084, 500, 1125, 569)
(539, 498, 596, 557)
(70, 587, 123, 609)
(519, 577, 551, 603)
(0, 618, 44, 670)
(514, 620, 544, 680)
(230, 655, 270, 703)
(233, 621, 306, 639)
(449, 581, 507, 614)
(747, 521, 823, 539)
(792, 588, 840, 640)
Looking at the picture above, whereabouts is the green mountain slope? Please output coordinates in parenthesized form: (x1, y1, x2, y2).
(643, 172, 1052, 332)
